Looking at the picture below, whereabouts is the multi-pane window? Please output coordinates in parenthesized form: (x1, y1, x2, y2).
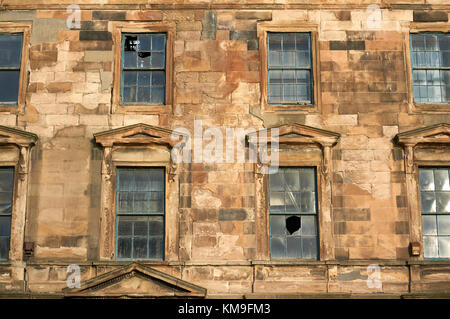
(0, 168, 14, 261)
(269, 167, 318, 259)
(121, 33, 166, 105)
(419, 167, 450, 259)
(267, 33, 313, 104)
(115, 167, 165, 260)
(410, 33, 450, 103)
(0, 34, 23, 105)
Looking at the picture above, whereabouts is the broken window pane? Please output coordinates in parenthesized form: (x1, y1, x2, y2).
(286, 215, 301, 235)
(121, 33, 166, 104)
(269, 167, 318, 259)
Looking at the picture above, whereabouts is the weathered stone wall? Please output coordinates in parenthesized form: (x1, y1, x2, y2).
(1, 2, 450, 297)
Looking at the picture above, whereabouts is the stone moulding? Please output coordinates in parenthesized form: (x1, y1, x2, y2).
(63, 262, 207, 298)
(246, 123, 340, 261)
(0, 125, 37, 265)
(94, 123, 188, 261)
(395, 123, 450, 258)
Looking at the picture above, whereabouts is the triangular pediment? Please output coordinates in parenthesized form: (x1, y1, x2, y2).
(247, 123, 340, 147)
(94, 123, 187, 148)
(63, 263, 206, 298)
(0, 125, 38, 147)
(396, 123, 450, 146)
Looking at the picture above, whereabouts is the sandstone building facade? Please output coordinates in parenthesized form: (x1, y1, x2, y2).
(0, 0, 450, 298)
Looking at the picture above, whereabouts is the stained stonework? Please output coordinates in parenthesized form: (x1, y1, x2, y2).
(0, 1, 450, 298)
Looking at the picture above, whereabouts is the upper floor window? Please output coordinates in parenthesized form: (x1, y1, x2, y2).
(0, 34, 23, 105)
(0, 167, 14, 261)
(121, 33, 166, 105)
(116, 167, 165, 260)
(419, 167, 450, 259)
(269, 167, 318, 259)
(410, 33, 450, 103)
(267, 33, 312, 105)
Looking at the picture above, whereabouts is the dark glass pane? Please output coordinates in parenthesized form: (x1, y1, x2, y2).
(138, 35, 151, 51)
(270, 236, 286, 258)
(0, 71, 20, 103)
(138, 72, 150, 86)
(151, 52, 165, 68)
(439, 34, 450, 51)
(286, 236, 301, 258)
(296, 34, 309, 51)
(152, 34, 165, 51)
(268, 34, 282, 51)
(151, 71, 165, 87)
(123, 71, 137, 86)
(0, 216, 11, 237)
(137, 86, 150, 102)
(282, 34, 296, 51)
(148, 236, 163, 259)
(411, 34, 425, 52)
(118, 169, 134, 191)
(135, 171, 151, 191)
(123, 51, 137, 68)
(134, 218, 148, 236)
(117, 237, 132, 259)
(0, 237, 9, 260)
(134, 192, 150, 212)
(0, 168, 14, 192)
(0, 34, 22, 68)
(150, 169, 164, 191)
(117, 218, 132, 236)
(118, 192, 133, 212)
(133, 238, 148, 259)
(149, 200, 163, 213)
(301, 237, 317, 259)
(122, 86, 136, 103)
(150, 87, 165, 104)
(149, 216, 164, 236)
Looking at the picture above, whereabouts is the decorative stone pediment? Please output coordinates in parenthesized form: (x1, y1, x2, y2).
(247, 123, 340, 147)
(395, 123, 450, 146)
(0, 125, 37, 147)
(63, 263, 206, 298)
(94, 123, 187, 148)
